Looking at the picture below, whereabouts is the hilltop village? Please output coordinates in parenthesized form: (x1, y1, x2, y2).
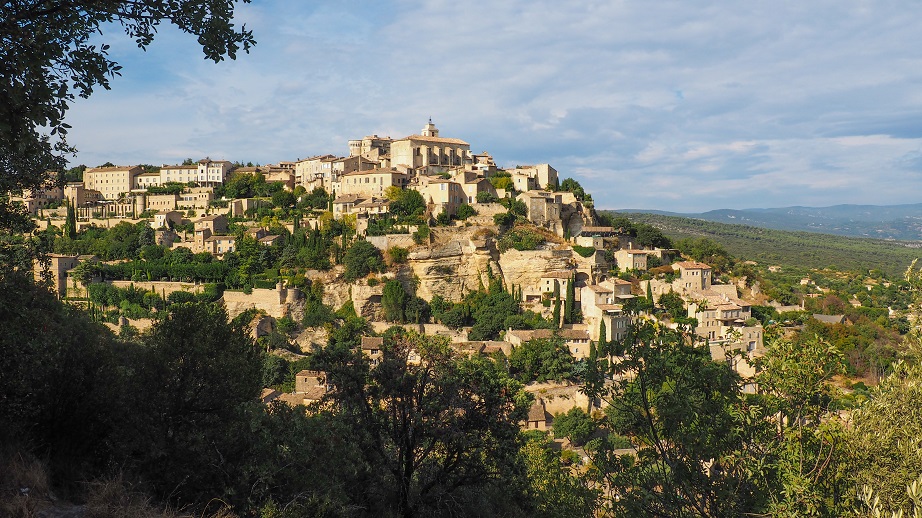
(17, 120, 770, 417)
(10, 120, 922, 518)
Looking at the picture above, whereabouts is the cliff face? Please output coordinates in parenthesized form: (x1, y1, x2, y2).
(221, 226, 595, 322)
(400, 240, 497, 302)
(396, 241, 584, 303)
(497, 248, 576, 291)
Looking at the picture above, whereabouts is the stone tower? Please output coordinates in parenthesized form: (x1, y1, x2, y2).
(421, 119, 439, 137)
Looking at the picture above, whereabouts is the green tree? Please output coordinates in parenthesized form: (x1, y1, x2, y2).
(0, 271, 123, 475)
(559, 178, 586, 200)
(552, 407, 596, 446)
(508, 336, 574, 382)
(271, 189, 296, 208)
(342, 239, 384, 282)
(64, 202, 77, 239)
(634, 223, 671, 248)
(849, 358, 922, 511)
(313, 332, 531, 516)
(521, 434, 599, 517)
(387, 187, 426, 220)
(752, 335, 851, 516)
(564, 273, 576, 324)
(584, 337, 601, 411)
(552, 298, 561, 329)
(594, 320, 764, 516)
(123, 301, 262, 504)
(469, 289, 522, 340)
(381, 280, 408, 323)
(658, 290, 686, 318)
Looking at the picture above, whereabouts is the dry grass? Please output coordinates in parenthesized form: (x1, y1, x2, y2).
(0, 447, 49, 517)
(0, 447, 241, 518)
(84, 475, 167, 518)
(84, 478, 241, 518)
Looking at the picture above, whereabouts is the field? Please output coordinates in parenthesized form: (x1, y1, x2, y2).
(610, 211, 922, 276)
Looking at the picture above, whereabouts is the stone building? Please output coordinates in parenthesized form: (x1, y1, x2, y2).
(507, 164, 558, 191)
(35, 254, 80, 298)
(517, 191, 562, 227)
(64, 182, 102, 208)
(338, 168, 408, 198)
(12, 181, 64, 214)
(411, 177, 465, 218)
(84, 165, 143, 200)
(348, 134, 393, 164)
(295, 155, 337, 190)
(390, 121, 471, 175)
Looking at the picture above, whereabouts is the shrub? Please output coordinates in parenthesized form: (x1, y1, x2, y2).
(493, 212, 516, 227)
(497, 228, 545, 252)
(412, 224, 430, 245)
(388, 246, 409, 264)
(455, 204, 477, 220)
(476, 191, 498, 203)
(342, 240, 385, 282)
(572, 245, 595, 257)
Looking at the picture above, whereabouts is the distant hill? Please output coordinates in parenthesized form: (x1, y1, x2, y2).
(616, 203, 922, 240)
(605, 211, 922, 276)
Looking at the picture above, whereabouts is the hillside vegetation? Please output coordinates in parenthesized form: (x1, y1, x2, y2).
(610, 211, 922, 276)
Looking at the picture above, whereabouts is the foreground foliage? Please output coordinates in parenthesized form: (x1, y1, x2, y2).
(4, 269, 922, 516)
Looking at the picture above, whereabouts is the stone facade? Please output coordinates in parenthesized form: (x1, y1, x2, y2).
(389, 121, 471, 175)
(84, 165, 143, 200)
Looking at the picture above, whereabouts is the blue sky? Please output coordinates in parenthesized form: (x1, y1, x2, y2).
(66, 0, 922, 212)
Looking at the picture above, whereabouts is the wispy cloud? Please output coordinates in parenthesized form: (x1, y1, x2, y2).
(66, 0, 922, 211)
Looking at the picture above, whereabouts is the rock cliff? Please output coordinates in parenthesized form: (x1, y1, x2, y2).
(400, 239, 497, 302)
(498, 248, 576, 291)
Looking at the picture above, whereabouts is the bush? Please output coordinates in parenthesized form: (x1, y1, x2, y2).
(388, 246, 409, 264)
(572, 245, 595, 257)
(455, 204, 477, 220)
(476, 191, 498, 203)
(553, 407, 596, 446)
(493, 212, 516, 227)
(497, 228, 545, 252)
(342, 240, 385, 282)
(412, 224, 430, 245)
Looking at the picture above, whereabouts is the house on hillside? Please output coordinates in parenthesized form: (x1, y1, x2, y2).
(525, 398, 552, 430)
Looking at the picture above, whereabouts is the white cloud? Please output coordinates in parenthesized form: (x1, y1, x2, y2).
(65, 0, 922, 211)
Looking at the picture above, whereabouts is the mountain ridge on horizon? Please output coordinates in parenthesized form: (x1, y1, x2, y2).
(608, 202, 922, 241)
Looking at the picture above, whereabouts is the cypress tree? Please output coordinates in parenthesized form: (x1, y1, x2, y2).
(553, 298, 561, 329)
(64, 202, 77, 239)
(564, 273, 576, 324)
(586, 337, 599, 412)
(599, 320, 607, 347)
(646, 281, 654, 303)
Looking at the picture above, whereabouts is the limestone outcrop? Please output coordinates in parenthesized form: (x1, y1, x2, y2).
(401, 239, 497, 302)
(498, 248, 576, 292)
